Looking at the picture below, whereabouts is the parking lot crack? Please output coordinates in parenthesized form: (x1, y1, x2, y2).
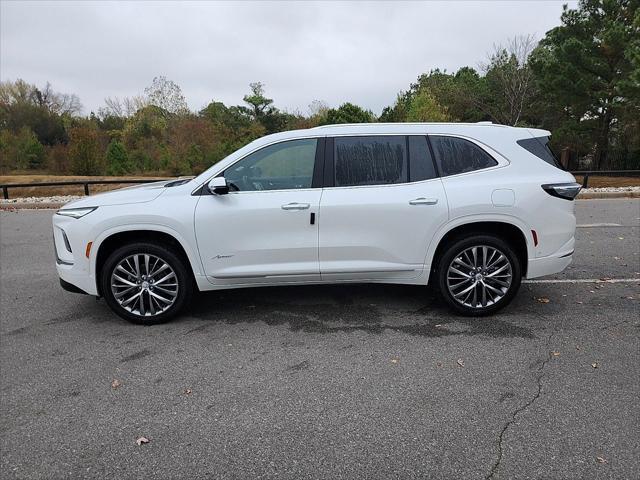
(486, 332, 554, 480)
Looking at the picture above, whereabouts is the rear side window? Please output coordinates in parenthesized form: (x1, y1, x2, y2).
(429, 136, 498, 176)
(334, 136, 407, 187)
(517, 136, 561, 168)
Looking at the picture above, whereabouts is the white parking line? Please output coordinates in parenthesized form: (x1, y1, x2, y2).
(576, 223, 623, 227)
(524, 278, 639, 284)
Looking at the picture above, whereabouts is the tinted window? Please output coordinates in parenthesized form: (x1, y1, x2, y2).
(224, 139, 317, 191)
(430, 136, 498, 176)
(408, 135, 437, 181)
(334, 136, 407, 187)
(517, 137, 561, 168)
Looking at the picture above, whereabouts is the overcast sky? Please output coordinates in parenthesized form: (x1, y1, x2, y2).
(1, 0, 577, 115)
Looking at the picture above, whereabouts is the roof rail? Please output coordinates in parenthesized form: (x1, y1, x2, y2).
(311, 121, 507, 129)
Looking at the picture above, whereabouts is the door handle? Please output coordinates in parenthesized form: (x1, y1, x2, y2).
(281, 202, 310, 210)
(409, 198, 438, 205)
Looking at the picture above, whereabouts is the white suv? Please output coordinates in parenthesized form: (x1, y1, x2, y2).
(53, 123, 580, 324)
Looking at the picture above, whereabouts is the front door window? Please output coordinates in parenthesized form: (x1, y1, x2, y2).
(224, 139, 317, 192)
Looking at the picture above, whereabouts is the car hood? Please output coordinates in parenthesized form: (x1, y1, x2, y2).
(61, 181, 170, 209)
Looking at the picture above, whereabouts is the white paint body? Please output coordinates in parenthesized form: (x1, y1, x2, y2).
(53, 123, 577, 296)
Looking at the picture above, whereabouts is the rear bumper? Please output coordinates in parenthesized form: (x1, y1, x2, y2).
(526, 236, 574, 279)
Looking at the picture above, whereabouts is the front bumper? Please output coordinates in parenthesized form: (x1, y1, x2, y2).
(55, 256, 99, 296)
(53, 215, 99, 296)
(60, 278, 89, 295)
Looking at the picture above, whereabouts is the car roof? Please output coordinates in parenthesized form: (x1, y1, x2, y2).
(258, 122, 550, 142)
(192, 122, 552, 186)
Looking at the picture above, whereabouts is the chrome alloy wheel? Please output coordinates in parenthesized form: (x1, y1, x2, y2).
(446, 245, 513, 309)
(110, 254, 179, 316)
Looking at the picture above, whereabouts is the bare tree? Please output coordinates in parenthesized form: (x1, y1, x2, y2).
(34, 82, 82, 115)
(101, 97, 124, 117)
(308, 100, 329, 117)
(99, 95, 148, 118)
(481, 35, 538, 125)
(144, 76, 189, 115)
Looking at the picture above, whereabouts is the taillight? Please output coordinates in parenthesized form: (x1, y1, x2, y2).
(541, 183, 582, 201)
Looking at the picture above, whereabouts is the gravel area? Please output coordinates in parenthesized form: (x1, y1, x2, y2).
(0, 195, 81, 205)
(581, 186, 640, 193)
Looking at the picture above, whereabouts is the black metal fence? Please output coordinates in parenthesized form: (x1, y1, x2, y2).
(572, 170, 640, 188)
(0, 179, 168, 200)
(1, 172, 638, 200)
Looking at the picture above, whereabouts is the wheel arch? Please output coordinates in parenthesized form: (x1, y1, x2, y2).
(93, 227, 201, 296)
(427, 218, 530, 281)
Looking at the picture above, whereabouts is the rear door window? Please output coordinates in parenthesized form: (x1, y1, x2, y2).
(429, 136, 498, 176)
(408, 135, 437, 182)
(334, 136, 407, 187)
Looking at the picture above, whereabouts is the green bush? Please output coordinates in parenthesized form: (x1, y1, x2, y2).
(105, 139, 132, 175)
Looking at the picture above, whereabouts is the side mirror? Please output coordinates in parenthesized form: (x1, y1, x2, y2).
(208, 177, 229, 195)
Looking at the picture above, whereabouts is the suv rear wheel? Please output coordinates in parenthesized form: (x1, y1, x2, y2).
(101, 242, 192, 324)
(436, 235, 521, 315)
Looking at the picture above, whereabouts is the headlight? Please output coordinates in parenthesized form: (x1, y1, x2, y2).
(56, 207, 98, 219)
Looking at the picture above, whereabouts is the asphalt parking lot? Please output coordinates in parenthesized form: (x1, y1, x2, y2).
(1, 198, 638, 479)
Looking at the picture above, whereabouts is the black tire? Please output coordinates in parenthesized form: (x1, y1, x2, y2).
(436, 234, 521, 316)
(101, 242, 192, 325)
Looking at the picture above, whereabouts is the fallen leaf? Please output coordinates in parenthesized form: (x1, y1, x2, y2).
(457, 358, 465, 368)
(591, 362, 599, 369)
(537, 297, 550, 303)
(111, 379, 121, 389)
(596, 456, 607, 464)
(136, 436, 149, 446)
(551, 351, 561, 357)
(184, 388, 192, 395)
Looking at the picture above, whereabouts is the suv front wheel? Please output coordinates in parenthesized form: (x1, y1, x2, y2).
(101, 242, 192, 324)
(436, 235, 522, 315)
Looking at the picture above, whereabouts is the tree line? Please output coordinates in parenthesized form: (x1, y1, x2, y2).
(0, 0, 638, 176)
